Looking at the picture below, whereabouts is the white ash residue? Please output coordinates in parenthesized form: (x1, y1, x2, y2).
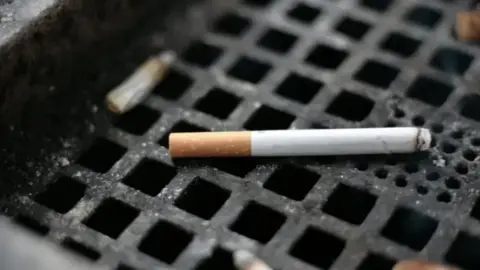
(58, 157, 70, 167)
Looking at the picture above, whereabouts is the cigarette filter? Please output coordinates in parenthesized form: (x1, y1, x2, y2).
(168, 127, 431, 158)
(106, 51, 176, 114)
(393, 260, 460, 270)
(456, 11, 480, 40)
(233, 250, 272, 270)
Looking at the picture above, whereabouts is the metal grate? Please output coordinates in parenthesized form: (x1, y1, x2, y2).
(9, 0, 480, 269)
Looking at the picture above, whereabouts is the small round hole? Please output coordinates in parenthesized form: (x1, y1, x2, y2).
(472, 137, 480, 146)
(356, 162, 369, 171)
(416, 185, 428, 195)
(445, 177, 461, 189)
(375, 168, 389, 179)
(426, 172, 440, 181)
(394, 108, 405, 118)
(386, 121, 397, 127)
(412, 116, 425, 126)
(385, 156, 398, 166)
(441, 142, 457, 154)
(455, 162, 469, 175)
(463, 149, 477, 161)
(437, 192, 452, 203)
(404, 163, 419, 174)
(394, 175, 407, 187)
(430, 136, 437, 147)
(431, 123, 444, 133)
(451, 130, 464, 139)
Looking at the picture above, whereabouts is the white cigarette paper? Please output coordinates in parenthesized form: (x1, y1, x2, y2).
(233, 250, 273, 270)
(169, 127, 431, 158)
(106, 51, 176, 114)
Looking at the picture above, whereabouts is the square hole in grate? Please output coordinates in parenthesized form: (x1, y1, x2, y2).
(290, 226, 345, 269)
(357, 253, 396, 270)
(305, 44, 348, 70)
(138, 220, 193, 264)
(322, 183, 377, 225)
(208, 158, 258, 177)
(470, 195, 480, 221)
(13, 215, 49, 236)
(117, 264, 136, 270)
(213, 12, 251, 37)
(354, 60, 399, 89)
(407, 76, 453, 107)
(34, 176, 86, 214)
(230, 201, 286, 243)
(381, 206, 438, 250)
(257, 28, 298, 54)
(175, 178, 230, 220)
(153, 68, 193, 100)
(445, 231, 480, 270)
(287, 2, 320, 24)
(194, 88, 241, 119)
(244, 105, 295, 130)
(275, 73, 322, 104)
(380, 32, 421, 58)
(243, 0, 272, 8)
(404, 5, 442, 29)
(115, 105, 160, 135)
(123, 159, 177, 196)
(159, 121, 207, 147)
(62, 238, 101, 261)
(326, 90, 374, 121)
(195, 247, 235, 270)
(264, 164, 319, 201)
(77, 138, 127, 173)
(83, 198, 139, 239)
(181, 41, 223, 68)
(359, 0, 394, 12)
(430, 48, 473, 75)
(335, 17, 371, 41)
(460, 94, 480, 122)
(227, 56, 271, 83)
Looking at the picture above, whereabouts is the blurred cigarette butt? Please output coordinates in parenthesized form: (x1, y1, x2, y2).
(168, 128, 432, 158)
(394, 261, 460, 270)
(233, 250, 272, 270)
(456, 11, 480, 40)
(106, 51, 176, 114)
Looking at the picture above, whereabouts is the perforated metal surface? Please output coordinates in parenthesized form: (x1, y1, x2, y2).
(8, 0, 480, 269)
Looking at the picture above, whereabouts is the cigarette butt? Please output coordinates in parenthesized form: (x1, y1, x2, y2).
(456, 11, 480, 40)
(393, 260, 460, 270)
(168, 127, 431, 158)
(106, 51, 176, 114)
(233, 250, 272, 270)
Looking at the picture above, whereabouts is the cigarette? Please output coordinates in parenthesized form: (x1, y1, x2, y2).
(393, 260, 460, 270)
(168, 127, 431, 158)
(106, 50, 176, 114)
(233, 250, 272, 270)
(456, 11, 480, 40)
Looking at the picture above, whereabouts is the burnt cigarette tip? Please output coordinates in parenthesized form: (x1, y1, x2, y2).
(418, 128, 432, 151)
(233, 250, 272, 270)
(233, 250, 255, 269)
(157, 50, 177, 65)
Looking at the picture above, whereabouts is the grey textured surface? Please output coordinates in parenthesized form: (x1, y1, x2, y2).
(0, 217, 108, 270)
(6, 0, 480, 270)
(0, 0, 239, 203)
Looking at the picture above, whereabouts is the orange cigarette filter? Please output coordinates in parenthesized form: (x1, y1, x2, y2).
(393, 261, 460, 270)
(456, 11, 480, 40)
(169, 131, 252, 158)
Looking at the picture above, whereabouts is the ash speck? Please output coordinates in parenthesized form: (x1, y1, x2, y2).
(59, 157, 70, 167)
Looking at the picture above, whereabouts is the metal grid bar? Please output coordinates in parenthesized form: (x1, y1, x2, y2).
(9, 0, 480, 269)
